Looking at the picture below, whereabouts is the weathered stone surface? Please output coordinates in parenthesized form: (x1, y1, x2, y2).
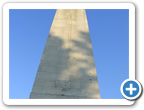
(30, 9, 100, 99)
(30, 93, 46, 99)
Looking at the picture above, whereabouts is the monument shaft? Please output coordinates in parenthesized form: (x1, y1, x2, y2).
(30, 9, 100, 99)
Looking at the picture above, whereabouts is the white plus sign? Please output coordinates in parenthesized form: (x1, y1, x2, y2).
(126, 83, 137, 95)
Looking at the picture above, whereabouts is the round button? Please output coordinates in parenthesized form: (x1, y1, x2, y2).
(120, 79, 142, 100)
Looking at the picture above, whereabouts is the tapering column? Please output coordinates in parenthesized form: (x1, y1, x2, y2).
(29, 9, 100, 99)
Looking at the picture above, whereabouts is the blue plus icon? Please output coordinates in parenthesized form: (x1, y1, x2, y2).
(126, 83, 137, 95)
(121, 79, 142, 100)
(123, 81, 139, 97)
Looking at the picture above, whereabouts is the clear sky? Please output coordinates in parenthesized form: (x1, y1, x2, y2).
(9, 9, 129, 99)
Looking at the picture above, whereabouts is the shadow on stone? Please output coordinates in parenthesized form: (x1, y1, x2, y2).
(29, 9, 100, 99)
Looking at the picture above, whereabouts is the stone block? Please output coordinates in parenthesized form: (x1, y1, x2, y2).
(30, 93, 46, 99)
(45, 45, 58, 51)
(58, 56, 67, 63)
(45, 60, 59, 67)
(41, 55, 58, 61)
(44, 49, 58, 55)
(58, 50, 69, 58)
(37, 65, 43, 72)
(36, 74, 51, 80)
(38, 80, 55, 87)
(36, 71, 50, 75)
(69, 74, 97, 83)
(81, 76, 97, 83)
(45, 94, 53, 98)
(51, 94, 70, 99)
(51, 95, 61, 99)
(32, 85, 43, 93)
(50, 26, 64, 33)
(42, 87, 63, 95)
(69, 74, 81, 82)
(56, 80, 70, 88)
(51, 73, 69, 81)
(70, 81, 80, 89)
(80, 81, 99, 90)
(61, 88, 85, 97)
(57, 67, 69, 74)
(33, 78, 39, 86)
(85, 89, 100, 98)
(57, 61, 66, 68)
(41, 66, 58, 73)
(52, 22, 66, 27)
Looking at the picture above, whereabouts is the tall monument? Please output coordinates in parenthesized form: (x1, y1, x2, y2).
(29, 9, 100, 99)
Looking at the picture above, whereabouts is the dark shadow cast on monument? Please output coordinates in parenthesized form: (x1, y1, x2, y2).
(69, 30, 101, 99)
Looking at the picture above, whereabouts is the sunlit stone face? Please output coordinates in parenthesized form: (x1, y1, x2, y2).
(30, 9, 100, 99)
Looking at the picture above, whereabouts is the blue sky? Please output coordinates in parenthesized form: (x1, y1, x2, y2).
(9, 9, 129, 99)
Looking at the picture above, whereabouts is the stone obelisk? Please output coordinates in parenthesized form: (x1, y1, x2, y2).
(29, 9, 100, 99)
